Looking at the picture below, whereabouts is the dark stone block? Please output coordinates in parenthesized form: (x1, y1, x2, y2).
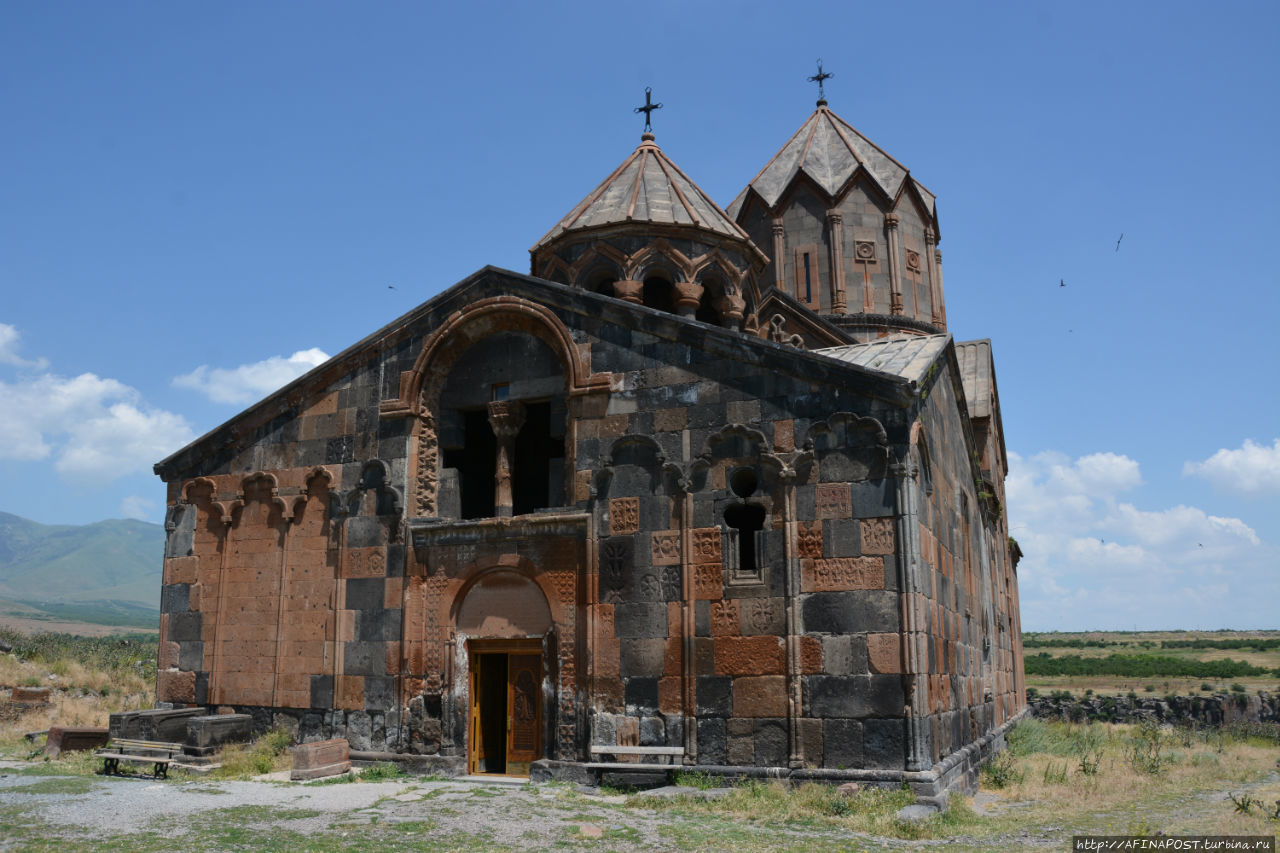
(640, 715, 665, 746)
(806, 674, 904, 718)
(863, 717, 906, 770)
(614, 602, 667, 639)
(343, 641, 386, 677)
(754, 719, 788, 766)
(696, 676, 732, 715)
(345, 517, 386, 548)
(164, 506, 195, 558)
(694, 600, 709, 636)
(620, 638, 665, 678)
(178, 641, 203, 672)
(823, 718, 863, 769)
(364, 676, 393, 710)
(169, 611, 202, 643)
(801, 591, 898, 634)
(311, 675, 334, 709)
(185, 714, 253, 750)
(826, 519, 860, 558)
(345, 578, 385, 611)
(697, 717, 726, 765)
(325, 435, 355, 465)
(161, 584, 189, 614)
(624, 677, 659, 712)
(849, 480, 895, 518)
(356, 610, 386, 642)
(385, 544, 406, 576)
(194, 672, 208, 705)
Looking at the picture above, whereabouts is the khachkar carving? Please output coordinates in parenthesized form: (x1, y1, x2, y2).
(415, 409, 438, 516)
(690, 528, 721, 563)
(651, 531, 681, 565)
(609, 497, 640, 535)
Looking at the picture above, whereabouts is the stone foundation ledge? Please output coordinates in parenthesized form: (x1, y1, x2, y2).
(532, 709, 1029, 807)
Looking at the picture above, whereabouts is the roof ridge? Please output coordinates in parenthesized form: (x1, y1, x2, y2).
(653, 144, 754, 239)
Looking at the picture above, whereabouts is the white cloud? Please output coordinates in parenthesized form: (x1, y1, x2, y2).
(172, 348, 330, 405)
(0, 370, 195, 485)
(1008, 450, 1277, 631)
(1183, 438, 1280, 496)
(0, 323, 49, 369)
(120, 495, 157, 521)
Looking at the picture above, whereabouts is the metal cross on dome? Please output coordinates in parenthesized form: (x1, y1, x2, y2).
(808, 59, 834, 101)
(634, 87, 663, 132)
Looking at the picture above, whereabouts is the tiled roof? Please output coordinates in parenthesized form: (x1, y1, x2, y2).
(815, 334, 949, 384)
(532, 133, 750, 252)
(726, 105, 931, 217)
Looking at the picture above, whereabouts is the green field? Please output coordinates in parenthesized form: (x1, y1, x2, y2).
(1021, 630, 1280, 696)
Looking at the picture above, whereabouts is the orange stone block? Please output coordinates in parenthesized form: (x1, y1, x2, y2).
(867, 633, 901, 674)
(664, 636, 682, 676)
(799, 635, 823, 674)
(335, 675, 364, 710)
(159, 641, 179, 670)
(709, 599, 739, 637)
(164, 556, 199, 585)
(658, 676, 683, 715)
(801, 557, 885, 592)
(385, 642, 402, 676)
(773, 419, 795, 453)
(653, 407, 687, 432)
(732, 675, 787, 718)
(714, 635, 785, 676)
(595, 638, 620, 678)
(384, 577, 403, 610)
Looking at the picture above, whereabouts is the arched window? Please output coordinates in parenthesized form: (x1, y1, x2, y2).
(642, 275, 675, 313)
(724, 467, 765, 582)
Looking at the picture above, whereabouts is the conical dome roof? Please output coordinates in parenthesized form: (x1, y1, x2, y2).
(531, 133, 752, 252)
(726, 104, 935, 218)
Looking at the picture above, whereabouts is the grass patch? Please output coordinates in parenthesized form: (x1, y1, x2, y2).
(7, 776, 98, 795)
(207, 727, 294, 780)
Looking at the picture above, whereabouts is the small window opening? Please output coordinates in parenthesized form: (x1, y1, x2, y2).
(642, 275, 675, 313)
(803, 253, 812, 303)
(729, 467, 758, 499)
(492, 383, 509, 401)
(724, 502, 766, 578)
(443, 409, 497, 519)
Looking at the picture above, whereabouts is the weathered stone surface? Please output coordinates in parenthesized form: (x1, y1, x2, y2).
(185, 714, 253, 751)
(732, 675, 787, 718)
(291, 738, 351, 780)
(11, 686, 51, 705)
(43, 726, 109, 757)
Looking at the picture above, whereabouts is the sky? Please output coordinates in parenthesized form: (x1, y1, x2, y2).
(1, 1, 1277, 630)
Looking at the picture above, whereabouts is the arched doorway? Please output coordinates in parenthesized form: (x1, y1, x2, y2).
(457, 571, 551, 776)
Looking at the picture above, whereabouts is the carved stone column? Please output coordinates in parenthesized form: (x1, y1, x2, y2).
(827, 210, 847, 313)
(612, 279, 643, 305)
(885, 213, 904, 315)
(771, 218, 786, 291)
(715, 280, 746, 328)
(487, 400, 526, 518)
(932, 247, 948, 330)
(673, 280, 704, 318)
(925, 227, 944, 328)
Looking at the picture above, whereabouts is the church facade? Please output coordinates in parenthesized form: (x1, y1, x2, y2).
(154, 94, 1024, 800)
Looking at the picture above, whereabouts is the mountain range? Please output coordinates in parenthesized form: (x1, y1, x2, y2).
(0, 511, 163, 624)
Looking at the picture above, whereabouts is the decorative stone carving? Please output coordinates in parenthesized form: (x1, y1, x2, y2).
(601, 540, 630, 591)
(906, 250, 921, 273)
(815, 484, 851, 519)
(612, 279, 643, 304)
(661, 565, 682, 601)
(797, 521, 823, 558)
(710, 599, 739, 635)
(743, 598, 777, 634)
(767, 314, 804, 349)
(693, 562, 722, 599)
(415, 409, 438, 516)
(651, 531, 681, 566)
(861, 517, 896, 555)
(691, 527, 721, 563)
(609, 497, 640, 536)
(802, 556, 885, 592)
(855, 241, 876, 261)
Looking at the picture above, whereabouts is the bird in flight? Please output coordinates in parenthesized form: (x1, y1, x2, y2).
(1115, 233, 1124, 252)
(1060, 279, 1066, 287)
(387, 285, 396, 290)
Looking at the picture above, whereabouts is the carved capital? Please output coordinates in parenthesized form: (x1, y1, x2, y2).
(611, 279, 643, 304)
(884, 212, 899, 229)
(771, 221, 785, 237)
(825, 210, 843, 225)
(924, 226, 936, 246)
(487, 400, 526, 442)
(674, 280, 704, 313)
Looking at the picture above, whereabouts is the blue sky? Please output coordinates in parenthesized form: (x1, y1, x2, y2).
(2, 1, 1276, 630)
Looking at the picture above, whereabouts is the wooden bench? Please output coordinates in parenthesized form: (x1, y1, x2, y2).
(96, 738, 183, 779)
(587, 745, 685, 778)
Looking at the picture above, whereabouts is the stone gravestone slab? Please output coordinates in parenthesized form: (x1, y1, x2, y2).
(44, 726, 110, 757)
(291, 738, 351, 781)
(183, 714, 254, 761)
(110, 708, 206, 741)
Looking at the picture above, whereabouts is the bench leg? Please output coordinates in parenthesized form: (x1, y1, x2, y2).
(103, 758, 118, 775)
(154, 762, 167, 780)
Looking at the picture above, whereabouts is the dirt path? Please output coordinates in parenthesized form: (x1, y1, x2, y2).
(1, 764, 1276, 852)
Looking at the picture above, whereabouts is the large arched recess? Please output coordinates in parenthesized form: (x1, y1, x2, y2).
(382, 297, 610, 517)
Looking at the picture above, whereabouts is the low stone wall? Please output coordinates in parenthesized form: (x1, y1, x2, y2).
(1028, 691, 1278, 726)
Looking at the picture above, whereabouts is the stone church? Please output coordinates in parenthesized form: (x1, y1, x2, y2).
(154, 88, 1025, 800)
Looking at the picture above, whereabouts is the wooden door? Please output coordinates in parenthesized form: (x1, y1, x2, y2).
(505, 653, 541, 774)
